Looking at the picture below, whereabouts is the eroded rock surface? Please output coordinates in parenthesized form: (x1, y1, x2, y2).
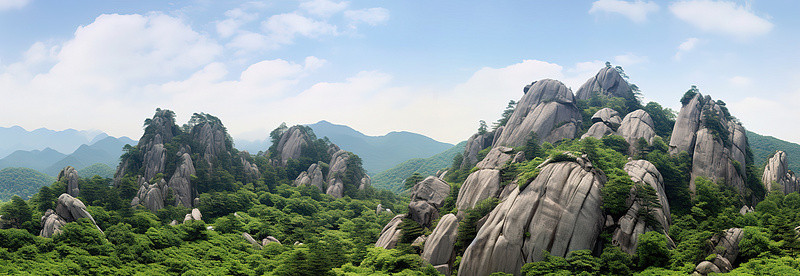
(275, 126, 309, 166)
(375, 214, 405, 249)
(460, 132, 495, 169)
(763, 151, 800, 194)
(494, 79, 582, 147)
(612, 160, 671, 254)
(575, 66, 634, 101)
(422, 214, 459, 272)
(40, 194, 101, 237)
(694, 228, 743, 274)
(617, 109, 658, 154)
(58, 166, 80, 197)
(458, 156, 606, 276)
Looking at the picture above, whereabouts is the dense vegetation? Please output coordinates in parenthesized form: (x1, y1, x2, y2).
(372, 142, 465, 193)
(748, 130, 800, 173)
(77, 163, 115, 179)
(0, 167, 54, 201)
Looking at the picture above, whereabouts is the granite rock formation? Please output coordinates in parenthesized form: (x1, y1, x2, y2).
(58, 166, 81, 197)
(762, 151, 799, 194)
(611, 160, 672, 254)
(575, 66, 634, 101)
(40, 194, 101, 237)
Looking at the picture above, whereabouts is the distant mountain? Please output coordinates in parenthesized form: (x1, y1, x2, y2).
(77, 163, 116, 179)
(234, 139, 269, 155)
(0, 126, 105, 158)
(747, 130, 800, 173)
(0, 148, 66, 171)
(43, 136, 135, 175)
(0, 167, 55, 201)
(372, 141, 466, 193)
(306, 120, 454, 174)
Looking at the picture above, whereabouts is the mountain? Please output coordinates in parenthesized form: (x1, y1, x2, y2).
(77, 163, 116, 179)
(0, 167, 55, 201)
(0, 136, 136, 176)
(43, 136, 136, 175)
(0, 126, 105, 158)
(372, 141, 466, 193)
(0, 148, 66, 171)
(305, 120, 454, 174)
(747, 130, 800, 173)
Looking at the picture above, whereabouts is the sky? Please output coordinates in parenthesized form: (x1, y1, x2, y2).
(1, 0, 799, 145)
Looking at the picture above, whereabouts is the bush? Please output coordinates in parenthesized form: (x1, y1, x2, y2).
(636, 231, 670, 268)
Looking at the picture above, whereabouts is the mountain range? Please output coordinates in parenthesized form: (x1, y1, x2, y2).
(0, 126, 107, 158)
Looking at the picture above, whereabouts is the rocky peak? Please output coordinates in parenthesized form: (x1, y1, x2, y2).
(58, 166, 80, 197)
(575, 66, 634, 101)
(275, 126, 310, 166)
(763, 151, 800, 194)
(494, 79, 582, 147)
(459, 131, 495, 170)
(40, 194, 102, 237)
(188, 114, 231, 166)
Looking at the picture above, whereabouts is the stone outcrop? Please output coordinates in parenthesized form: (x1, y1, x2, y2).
(494, 79, 582, 147)
(422, 214, 459, 274)
(275, 126, 309, 166)
(190, 120, 229, 167)
(293, 162, 326, 192)
(167, 148, 195, 208)
(668, 93, 749, 195)
(456, 147, 516, 213)
(408, 176, 450, 228)
(375, 214, 405, 249)
(239, 151, 260, 184)
(262, 236, 281, 246)
(581, 108, 622, 140)
(132, 177, 167, 212)
(243, 232, 263, 249)
(762, 151, 799, 194)
(40, 194, 102, 237)
(575, 66, 634, 101)
(694, 228, 743, 274)
(460, 132, 495, 169)
(58, 166, 80, 197)
(183, 208, 203, 223)
(611, 160, 672, 254)
(458, 155, 606, 276)
(290, 148, 370, 199)
(617, 109, 658, 154)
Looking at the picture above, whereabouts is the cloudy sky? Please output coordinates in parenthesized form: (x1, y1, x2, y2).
(1, 0, 799, 145)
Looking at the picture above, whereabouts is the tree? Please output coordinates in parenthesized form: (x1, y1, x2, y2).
(1, 195, 32, 229)
(495, 100, 517, 129)
(403, 172, 425, 190)
(636, 231, 670, 268)
(478, 120, 488, 135)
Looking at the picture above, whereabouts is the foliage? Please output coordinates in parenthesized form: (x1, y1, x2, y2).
(77, 163, 116, 179)
(454, 197, 499, 256)
(747, 130, 800, 175)
(680, 85, 699, 106)
(602, 170, 635, 218)
(636, 231, 670, 268)
(642, 102, 676, 138)
(0, 167, 54, 201)
(372, 141, 465, 193)
(0, 195, 32, 230)
(494, 100, 517, 130)
(521, 250, 600, 276)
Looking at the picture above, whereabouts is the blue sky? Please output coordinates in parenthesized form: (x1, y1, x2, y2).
(1, 0, 799, 145)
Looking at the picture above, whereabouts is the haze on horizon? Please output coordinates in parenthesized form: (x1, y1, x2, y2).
(1, 0, 799, 145)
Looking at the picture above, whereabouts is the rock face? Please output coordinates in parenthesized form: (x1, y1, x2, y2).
(458, 156, 606, 276)
(40, 194, 101, 237)
(581, 108, 623, 140)
(408, 176, 451, 228)
(167, 149, 195, 208)
(239, 151, 261, 184)
(617, 109, 658, 154)
(58, 166, 80, 197)
(291, 148, 370, 199)
(494, 79, 582, 147)
(275, 126, 309, 166)
(293, 162, 326, 192)
(422, 213, 459, 272)
(763, 151, 800, 194)
(575, 66, 634, 101)
(375, 214, 405, 249)
(111, 110, 176, 186)
(456, 147, 515, 213)
(460, 132, 495, 169)
(694, 228, 743, 274)
(191, 120, 229, 166)
(668, 93, 749, 195)
(611, 160, 671, 254)
(243, 233, 263, 250)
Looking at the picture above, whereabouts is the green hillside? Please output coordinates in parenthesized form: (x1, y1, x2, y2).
(747, 130, 800, 173)
(0, 167, 55, 201)
(372, 141, 466, 193)
(77, 163, 115, 179)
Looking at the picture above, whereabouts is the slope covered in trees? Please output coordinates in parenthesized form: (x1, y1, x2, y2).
(748, 130, 800, 174)
(0, 167, 54, 201)
(372, 141, 465, 193)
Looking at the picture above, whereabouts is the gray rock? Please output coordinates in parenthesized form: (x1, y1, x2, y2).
(739, 205, 754, 215)
(412, 235, 426, 247)
(243, 232, 263, 249)
(239, 151, 260, 184)
(476, 146, 514, 170)
(617, 109, 657, 154)
(40, 194, 102, 237)
(591, 108, 622, 129)
(455, 169, 501, 212)
(669, 93, 703, 155)
(494, 79, 582, 147)
(191, 208, 202, 221)
(695, 261, 721, 275)
(461, 132, 494, 169)
(376, 204, 384, 215)
(581, 122, 615, 140)
(39, 209, 66, 238)
(326, 178, 344, 198)
(375, 214, 405, 249)
(262, 236, 281, 246)
(191, 121, 229, 167)
(359, 175, 371, 190)
(422, 214, 459, 268)
(294, 162, 326, 192)
(58, 166, 80, 197)
(612, 160, 672, 254)
(458, 157, 605, 276)
(408, 201, 438, 228)
(167, 151, 195, 208)
(276, 126, 309, 166)
(433, 264, 451, 276)
(142, 136, 167, 181)
(410, 176, 451, 208)
(575, 67, 634, 101)
(763, 151, 800, 194)
(711, 228, 743, 263)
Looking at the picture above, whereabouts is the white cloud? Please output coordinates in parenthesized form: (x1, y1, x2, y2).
(344, 8, 390, 26)
(589, 0, 659, 23)
(728, 76, 752, 86)
(674, 37, 700, 60)
(614, 53, 648, 66)
(729, 94, 800, 145)
(300, 0, 349, 17)
(670, 0, 773, 40)
(0, 0, 30, 11)
(262, 13, 339, 45)
(216, 8, 258, 38)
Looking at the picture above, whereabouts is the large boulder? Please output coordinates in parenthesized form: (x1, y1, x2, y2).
(763, 151, 800, 194)
(58, 166, 80, 197)
(191, 120, 230, 166)
(275, 126, 310, 166)
(617, 109, 657, 154)
(575, 66, 634, 101)
(612, 160, 672, 254)
(422, 213, 459, 272)
(294, 162, 326, 192)
(669, 93, 703, 155)
(581, 122, 615, 140)
(694, 228, 743, 274)
(410, 176, 450, 208)
(458, 156, 606, 276)
(494, 79, 582, 147)
(40, 194, 102, 237)
(375, 214, 405, 249)
(460, 132, 495, 169)
(475, 146, 514, 170)
(167, 149, 195, 208)
(591, 108, 622, 129)
(455, 169, 501, 212)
